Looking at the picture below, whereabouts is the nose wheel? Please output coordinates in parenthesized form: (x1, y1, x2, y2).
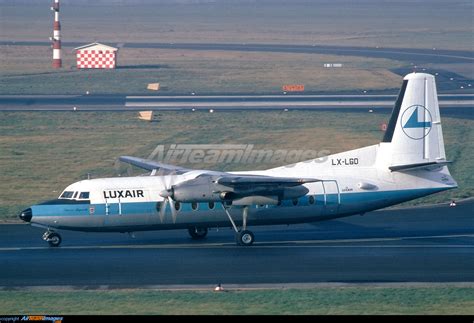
(43, 231, 62, 247)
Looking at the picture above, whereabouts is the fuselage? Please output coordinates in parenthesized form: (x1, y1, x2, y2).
(23, 144, 457, 233)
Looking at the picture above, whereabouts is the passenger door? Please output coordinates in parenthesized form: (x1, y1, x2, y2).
(322, 180, 340, 216)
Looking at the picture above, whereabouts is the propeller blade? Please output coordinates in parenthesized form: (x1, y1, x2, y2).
(169, 196, 178, 223)
(155, 167, 169, 223)
(159, 199, 167, 223)
(154, 167, 180, 223)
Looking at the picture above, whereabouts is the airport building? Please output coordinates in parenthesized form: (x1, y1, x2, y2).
(75, 42, 118, 69)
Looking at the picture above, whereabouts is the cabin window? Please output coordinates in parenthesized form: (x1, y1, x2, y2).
(79, 192, 90, 199)
(174, 201, 181, 211)
(73, 192, 78, 199)
(60, 191, 74, 199)
(292, 198, 298, 206)
(308, 195, 315, 205)
(156, 201, 162, 212)
(191, 202, 198, 210)
(208, 202, 215, 210)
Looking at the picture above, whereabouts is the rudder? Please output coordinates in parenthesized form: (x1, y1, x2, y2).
(381, 73, 447, 168)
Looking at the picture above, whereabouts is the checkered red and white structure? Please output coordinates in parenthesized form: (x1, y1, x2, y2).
(74, 42, 118, 69)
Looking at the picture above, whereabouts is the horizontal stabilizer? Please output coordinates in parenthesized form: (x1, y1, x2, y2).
(389, 161, 451, 172)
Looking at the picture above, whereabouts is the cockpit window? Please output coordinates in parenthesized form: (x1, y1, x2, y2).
(60, 191, 74, 199)
(79, 192, 90, 199)
(73, 192, 78, 199)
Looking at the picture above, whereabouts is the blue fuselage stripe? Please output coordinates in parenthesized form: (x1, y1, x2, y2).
(31, 187, 449, 218)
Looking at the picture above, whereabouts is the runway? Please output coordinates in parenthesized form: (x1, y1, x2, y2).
(1, 199, 473, 288)
(0, 94, 473, 111)
(1, 42, 472, 111)
(2, 41, 473, 64)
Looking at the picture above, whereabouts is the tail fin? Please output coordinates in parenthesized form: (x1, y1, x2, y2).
(381, 73, 447, 169)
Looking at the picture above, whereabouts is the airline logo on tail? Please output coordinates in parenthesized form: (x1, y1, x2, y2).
(401, 105, 432, 139)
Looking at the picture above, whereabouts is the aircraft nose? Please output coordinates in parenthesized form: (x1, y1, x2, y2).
(19, 208, 32, 222)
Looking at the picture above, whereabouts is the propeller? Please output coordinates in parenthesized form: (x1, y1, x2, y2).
(156, 169, 179, 223)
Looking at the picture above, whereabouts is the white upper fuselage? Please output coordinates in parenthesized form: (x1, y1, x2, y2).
(27, 142, 456, 232)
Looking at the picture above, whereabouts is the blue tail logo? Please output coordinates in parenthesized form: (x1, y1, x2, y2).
(401, 105, 432, 140)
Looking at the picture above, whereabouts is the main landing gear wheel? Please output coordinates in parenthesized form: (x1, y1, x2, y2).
(236, 230, 254, 246)
(222, 204, 255, 246)
(44, 232, 62, 247)
(188, 227, 208, 240)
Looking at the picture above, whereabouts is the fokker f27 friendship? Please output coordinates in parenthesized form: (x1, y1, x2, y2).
(20, 73, 457, 246)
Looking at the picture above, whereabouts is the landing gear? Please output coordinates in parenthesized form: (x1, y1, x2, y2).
(42, 231, 62, 247)
(236, 230, 254, 246)
(223, 205, 255, 246)
(188, 226, 208, 240)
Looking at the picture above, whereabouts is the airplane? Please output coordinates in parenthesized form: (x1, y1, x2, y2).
(19, 73, 457, 247)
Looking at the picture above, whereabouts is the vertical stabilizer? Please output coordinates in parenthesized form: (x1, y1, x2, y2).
(381, 73, 446, 167)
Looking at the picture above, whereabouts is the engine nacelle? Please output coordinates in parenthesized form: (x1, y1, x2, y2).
(172, 176, 223, 202)
(232, 196, 279, 206)
(279, 185, 309, 199)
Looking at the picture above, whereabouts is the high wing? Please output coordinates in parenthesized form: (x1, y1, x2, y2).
(120, 155, 320, 205)
(216, 175, 317, 187)
(119, 156, 191, 175)
(167, 173, 320, 205)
